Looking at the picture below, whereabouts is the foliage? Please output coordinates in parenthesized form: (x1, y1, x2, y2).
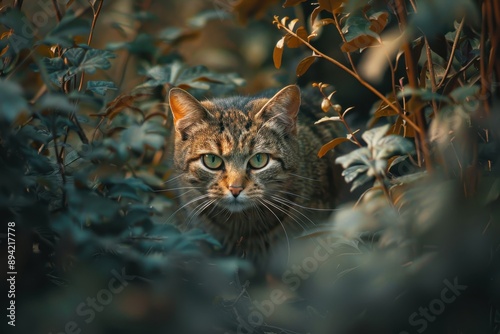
(1, 0, 499, 334)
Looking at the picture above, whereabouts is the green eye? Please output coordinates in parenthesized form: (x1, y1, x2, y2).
(202, 154, 223, 170)
(248, 153, 269, 169)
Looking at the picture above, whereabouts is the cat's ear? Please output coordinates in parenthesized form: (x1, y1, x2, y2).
(169, 88, 212, 135)
(253, 85, 301, 135)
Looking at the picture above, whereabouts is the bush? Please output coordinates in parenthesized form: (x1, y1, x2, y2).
(1, 1, 499, 333)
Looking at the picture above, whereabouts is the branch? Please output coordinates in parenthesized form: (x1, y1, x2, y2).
(78, 0, 104, 92)
(424, 37, 438, 116)
(274, 17, 423, 136)
(51, 0, 62, 22)
(332, 13, 358, 74)
(436, 17, 465, 90)
(14, 0, 23, 9)
(394, 0, 432, 171)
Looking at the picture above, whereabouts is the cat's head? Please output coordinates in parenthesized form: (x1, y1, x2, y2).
(168, 85, 301, 213)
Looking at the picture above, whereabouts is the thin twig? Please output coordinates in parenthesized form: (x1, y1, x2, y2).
(14, 0, 23, 9)
(51, 0, 62, 22)
(436, 17, 465, 90)
(383, 48, 403, 112)
(485, 0, 498, 100)
(78, 0, 104, 92)
(52, 116, 67, 208)
(424, 37, 438, 116)
(318, 87, 362, 147)
(479, 2, 490, 115)
(332, 13, 358, 74)
(394, 0, 432, 171)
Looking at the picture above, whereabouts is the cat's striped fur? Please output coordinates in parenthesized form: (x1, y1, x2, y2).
(168, 85, 344, 263)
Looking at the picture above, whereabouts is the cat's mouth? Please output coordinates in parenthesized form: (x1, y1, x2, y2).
(221, 195, 253, 213)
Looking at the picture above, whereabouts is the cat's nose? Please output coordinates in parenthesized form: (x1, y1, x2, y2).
(228, 185, 243, 197)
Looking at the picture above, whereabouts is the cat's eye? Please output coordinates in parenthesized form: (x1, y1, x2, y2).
(248, 153, 269, 169)
(202, 154, 223, 170)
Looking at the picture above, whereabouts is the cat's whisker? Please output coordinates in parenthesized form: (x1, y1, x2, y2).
(173, 189, 197, 199)
(271, 194, 337, 212)
(288, 173, 321, 182)
(268, 196, 320, 230)
(165, 194, 209, 224)
(205, 199, 220, 217)
(258, 199, 291, 265)
(221, 208, 233, 225)
(275, 190, 310, 201)
(261, 198, 308, 231)
(162, 174, 184, 184)
(155, 186, 202, 192)
(185, 199, 216, 229)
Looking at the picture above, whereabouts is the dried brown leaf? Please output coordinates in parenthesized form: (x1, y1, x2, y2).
(369, 12, 389, 34)
(286, 26, 308, 48)
(273, 36, 285, 69)
(318, 137, 350, 158)
(233, 0, 281, 24)
(296, 55, 318, 76)
(283, 0, 307, 7)
(318, 0, 346, 13)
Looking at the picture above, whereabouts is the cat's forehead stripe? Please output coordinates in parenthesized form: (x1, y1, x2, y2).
(209, 108, 254, 156)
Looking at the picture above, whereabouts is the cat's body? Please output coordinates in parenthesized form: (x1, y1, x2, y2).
(168, 85, 344, 263)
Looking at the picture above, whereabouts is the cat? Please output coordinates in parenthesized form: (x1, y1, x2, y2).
(167, 85, 345, 263)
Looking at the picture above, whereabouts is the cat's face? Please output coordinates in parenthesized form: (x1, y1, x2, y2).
(169, 86, 301, 214)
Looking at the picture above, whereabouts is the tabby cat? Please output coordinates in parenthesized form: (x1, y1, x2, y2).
(168, 85, 344, 263)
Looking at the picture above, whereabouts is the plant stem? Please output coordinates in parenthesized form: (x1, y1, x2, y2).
(318, 88, 362, 147)
(479, 1, 490, 115)
(78, 0, 104, 92)
(14, 0, 23, 9)
(332, 13, 358, 74)
(51, 0, 62, 22)
(52, 116, 67, 208)
(393, 0, 432, 172)
(436, 17, 465, 90)
(424, 37, 438, 116)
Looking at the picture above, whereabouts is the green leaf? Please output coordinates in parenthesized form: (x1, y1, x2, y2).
(64, 48, 85, 66)
(107, 33, 156, 56)
(449, 85, 479, 103)
(336, 147, 371, 168)
(86, 81, 118, 96)
(36, 93, 75, 114)
(71, 48, 115, 75)
(341, 14, 380, 52)
(350, 171, 374, 191)
(0, 8, 34, 53)
(0, 80, 29, 122)
(397, 87, 452, 103)
(375, 135, 414, 160)
(342, 165, 369, 183)
(40, 57, 65, 73)
(39, 57, 69, 86)
(121, 122, 167, 153)
(188, 10, 231, 28)
(362, 124, 390, 149)
(139, 62, 244, 90)
(44, 11, 90, 47)
(139, 63, 182, 88)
